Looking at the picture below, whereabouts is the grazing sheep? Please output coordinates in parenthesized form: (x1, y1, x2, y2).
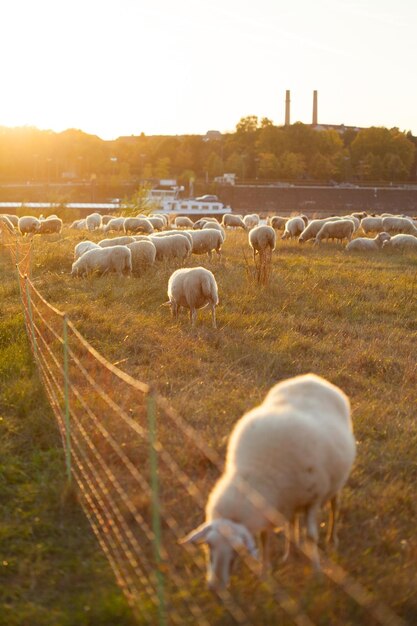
(175, 216, 194, 229)
(101, 215, 116, 225)
(124, 217, 154, 234)
(346, 232, 391, 252)
(38, 217, 63, 234)
(71, 245, 132, 277)
(188, 229, 223, 260)
(382, 216, 417, 236)
(249, 225, 276, 262)
(202, 221, 225, 240)
(151, 230, 193, 246)
(167, 267, 219, 328)
(243, 214, 260, 230)
(74, 241, 100, 260)
(361, 216, 383, 234)
(382, 234, 417, 251)
(315, 219, 355, 244)
(99, 236, 136, 248)
(126, 240, 157, 273)
(269, 216, 288, 230)
(298, 218, 335, 243)
(86, 212, 102, 231)
(193, 218, 209, 230)
(181, 373, 356, 590)
(0, 215, 16, 233)
(343, 215, 360, 232)
(149, 234, 192, 262)
(150, 213, 169, 227)
(299, 214, 309, 226)
(222, 214, 246, 230)
(69, 219, 84, 229)
(18, 216, 41, 235)
(282, 216, 305, 240)
(147, 216, 165, 231)
(103, 217, 125, 233)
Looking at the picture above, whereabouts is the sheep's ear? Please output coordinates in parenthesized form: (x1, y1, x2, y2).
(179, 522, 212, 545)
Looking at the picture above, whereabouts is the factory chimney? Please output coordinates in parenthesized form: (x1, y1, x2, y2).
(312, 90, 318, 126)
(285, 90, 290, 127)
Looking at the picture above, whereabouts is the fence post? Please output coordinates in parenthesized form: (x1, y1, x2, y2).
(63, 314, 72, 484)
(25, 276, 38, 361)
(147, 393, 166, 626)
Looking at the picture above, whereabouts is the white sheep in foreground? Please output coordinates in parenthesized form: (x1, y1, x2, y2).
(382, 234, 417, 251)
(361, 216, 383, 234)
(222, 214, 246, 230)
(187, 229, 223, 260)
(315, 219, 355, 245)
(86, 212, 102, 231)
(243, 214, 260, 230)
(124, 217, 154, 234)
(382, 216, 417, 236)
(74, 241, 101, 260)
(175, 216, 194, 229)
(166, 267, 219, 327)
(282, 216, 305, 240)
(38, 217, 63, 234)
(249, 225, 276, 262)
(103, 217, 125, 233)
(149, 234, 192, 262)
(71, 245, 132, 277)
(18, 216, 41, 235)
(181, 373, 356, 590)
(98, 236, 136, 248)
(126, 240, 157, 273)
(346, 232, 391, 252)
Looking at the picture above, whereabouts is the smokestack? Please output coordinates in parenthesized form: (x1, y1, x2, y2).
(312, 90, 318, 125)
(285, 90, 290, 127)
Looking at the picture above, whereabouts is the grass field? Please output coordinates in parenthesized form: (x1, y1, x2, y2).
(1, 226, 417, 625)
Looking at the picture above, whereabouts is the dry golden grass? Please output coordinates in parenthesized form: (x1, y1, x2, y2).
(2, 226, 417, 624)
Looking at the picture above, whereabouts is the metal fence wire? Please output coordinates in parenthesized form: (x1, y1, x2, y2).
(1, 225, 407, 626)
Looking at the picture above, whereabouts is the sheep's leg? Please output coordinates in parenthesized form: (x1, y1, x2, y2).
(306, 504, 321, 571)
(253, 248, 257, 263)
(282, 514, 300, 562)
(211, 304, 217, 329)
(190, 308, 197, 326)
(171, 302, 178, 320)
(260, 529, 272, 575)
(326, 494, 339, 548)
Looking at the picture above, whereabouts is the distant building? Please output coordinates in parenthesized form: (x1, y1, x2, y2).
(204, 130, 222, 141)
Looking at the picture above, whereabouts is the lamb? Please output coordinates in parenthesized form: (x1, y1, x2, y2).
(269, 216, 288, 230)
(187, 229, 223, 260)
(18, 216, 41, 235)
(124, 217, 154, 234)
(243, 214, 260, 230)
(181, 373, 356, 590)
(149, 234, 192, 262)
(103, 217, 125, 233)
(38, 217, 63, 234)
(282, 216, 305, 240)
(166, 267, 219, 328)
(382, 216, 417, 236)
(222, 214, 246, 230)
(74, 241, 101, 260)
(249, 225, 276, 262)
(361, 216, 383, 234)
(99, 236, 136, 248)
(126, 240, 157, 273)
(175, 216, 194, 229)
(315, 219, 355, 244)
(71, 245, 132, 277)
(346, 232, 391, 252)
(86, 212, 102, 231)
(382, 234, 417, 251)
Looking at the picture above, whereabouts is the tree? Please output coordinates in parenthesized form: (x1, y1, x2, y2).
(257, 153, 279, 179)
(309, 154, 335, 180)
(204, 152, 223, 178)
(277, 152, 305, 179)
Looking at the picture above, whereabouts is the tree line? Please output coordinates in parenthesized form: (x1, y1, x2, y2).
(0, 117, 415, 186)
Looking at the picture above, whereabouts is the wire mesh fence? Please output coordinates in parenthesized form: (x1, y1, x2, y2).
(0, 225, 407, 626)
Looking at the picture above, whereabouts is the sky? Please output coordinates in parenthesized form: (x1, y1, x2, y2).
(0, 0, 416, 140)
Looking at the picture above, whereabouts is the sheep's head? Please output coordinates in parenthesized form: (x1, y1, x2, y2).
(180, 519, 258, 591)
(377, 232, 391, 245)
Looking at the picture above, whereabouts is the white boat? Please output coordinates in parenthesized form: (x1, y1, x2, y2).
(146, 188, 232, 215)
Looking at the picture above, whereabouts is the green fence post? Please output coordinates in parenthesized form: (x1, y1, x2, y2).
(63, 314, 72, 484)
(25, 276, 38, 361)
(147, 393, 166, 626)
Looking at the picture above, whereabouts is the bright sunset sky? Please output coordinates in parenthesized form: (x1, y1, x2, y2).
(1, 0, 416, 139)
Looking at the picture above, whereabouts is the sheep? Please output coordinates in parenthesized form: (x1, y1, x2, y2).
(222, 214, 246, 230)
(343, 215, 360, 232)
(18, 216, 41, 235)
(166, 267, 219, 328)
(149, 234, 192, 262)
(74, 241, 101, 260)
(382, 234, 417, 251)
(38, 217, 63, 234)
(69, 219, 84, 230)
(86, 212, 102, 231)
(351, 211, 368, 220)
(243, 214, 260, 230)
(298, 218, 334, 243)
(0, 215, 16, 233)
(315, 219, 355, 245)
(101, 215, 116, 225)
(175, 216, 194, 229)
(124, 217, 154, 234)
(5, 214, 19, 227)
(382, 216, 417, 236)
(193, 218, 209, 230)
(346, 232, 391, 252)
(103, 217, 125, 233)
(202, 221, 226, 240)
(150, 213, 169, 228)
(71, 245, 132, 277)
(282, 216, 305, 240)
(187, 229, 223, 260)
(126, 240, 157, 273)
(181, 373, 356, 590)
(151, 230, 193, 246)
(147, 216, 165, 231)
(269, 216, 288, 230)
(249, 225, 276, 262)
(361, 216, 383, 234)
(99, 236, 136, 248)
